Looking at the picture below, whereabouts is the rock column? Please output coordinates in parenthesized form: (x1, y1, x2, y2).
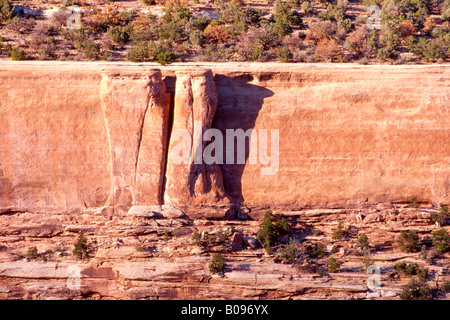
(164, 69, 229, 206)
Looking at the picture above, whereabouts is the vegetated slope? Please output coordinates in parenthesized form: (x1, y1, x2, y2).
(0, 0, 448, 64)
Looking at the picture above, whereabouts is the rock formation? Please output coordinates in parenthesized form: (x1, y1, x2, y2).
(164, 69, 230, 208)
(100, 69, 170, 211)
(0, 64, 448, 215)
(0, 63, 448, 300)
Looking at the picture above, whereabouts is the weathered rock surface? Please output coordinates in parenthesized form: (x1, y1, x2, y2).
(164, 69, 230, 207)
(0, 63, 448, 214)
(0, 62, 449, 300)
(100, 69, 171, 209)
(0, 205, 448, 300)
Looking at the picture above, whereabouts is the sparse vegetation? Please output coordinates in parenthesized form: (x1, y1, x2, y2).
(431, 205, 449, 226)
(432, 228, 450, 255)
(332, 221, 346, 240)
(209, 253, 226, 274)
(395, 261, 428, 280)
(0, 0, 13, 23)
(27, 246, 38, 260)
(151, 41, 176, 65)
(163, 230, 171, 241)
(257, 210, 290, 254)
(73, 232, 89, 260)
(356, 233, 369, 252)
(328, 257, 340, 273)
(362, 253, 374, 269)
(407, 196, 419, 208)
(400, 279, 433, 300)
(306, 241, 326, 258)
(191, 231, 202, 246)
(10, 48, 25, 60)
(279, 240, 299, 262)
(0, 0, 446, 62)
(397, 230, 421, 253)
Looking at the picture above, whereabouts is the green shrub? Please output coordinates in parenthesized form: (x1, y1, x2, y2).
(331, 244, 339, 254)
(395, 262, 428, 280)
(127, 43, 150, 62)
(432, 228, 450, 254)
(332, 221, 346, 240)
(408, 37, 447, 62)
(338, 18, 352, 31)
(431, 206, 449, 226)
(190, 16, 210, 31)
(0, 0, 13, 22)
(191, 231, 202, 246)
(189, 29, 205, 46)
(27, 246, 38, 260)
(257, 210, 291, 253)
(397, 230, 420, 252)
(356, 233, 370, 251)
(400, 279, 433, 300)
(209, 253, 225, 274)
(277, 45, 293, 62)
(328, 257, 340, 273)
(152, 41, 176, 65)
(216, 230, 230, 244)
(10, 48, 26, 60)
(257, 210, 277, 252)
(301, 1, 314, 16)
(107, 24, 132, 45)
(154, 21, 185, 42)
(275, 217, 290, 234)
(394, 261, 408, 272)
(306, 242, 326, 258)
(73, 232, 88, 260)
(367, 29, 380, 50)
(381, 0, 429, 29)
(163, 230, 171, 241)
(279, 240, 299, 263)
(75, 38, 100, 60)
(272, 17, 293, 38)
(319, 4, 346, 22)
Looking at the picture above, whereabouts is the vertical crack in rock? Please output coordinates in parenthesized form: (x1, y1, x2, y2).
(100, 69, 170, 213)
(164, 69, 230, 208)
(99, 72, 115, 209)
(135, 102, 149, 186)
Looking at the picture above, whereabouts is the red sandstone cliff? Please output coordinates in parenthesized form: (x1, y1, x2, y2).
(0, 63, 449, 300)
(0, 63, 448, 216)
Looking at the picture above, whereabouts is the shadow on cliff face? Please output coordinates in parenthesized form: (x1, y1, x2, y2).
(212, 74, 274, 205)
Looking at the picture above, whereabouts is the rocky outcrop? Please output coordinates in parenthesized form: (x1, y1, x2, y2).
(0, 63, 448, 215)
(100, 69, 170, 210)
(164, 69, 230, 208)
(0, 205, 448, 300)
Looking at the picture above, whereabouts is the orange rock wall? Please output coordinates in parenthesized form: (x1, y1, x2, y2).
(0, 64, 448, 214)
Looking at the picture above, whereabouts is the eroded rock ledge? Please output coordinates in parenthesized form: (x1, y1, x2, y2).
(0, 205, 448, 300)
(0, 63, 448, 299)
